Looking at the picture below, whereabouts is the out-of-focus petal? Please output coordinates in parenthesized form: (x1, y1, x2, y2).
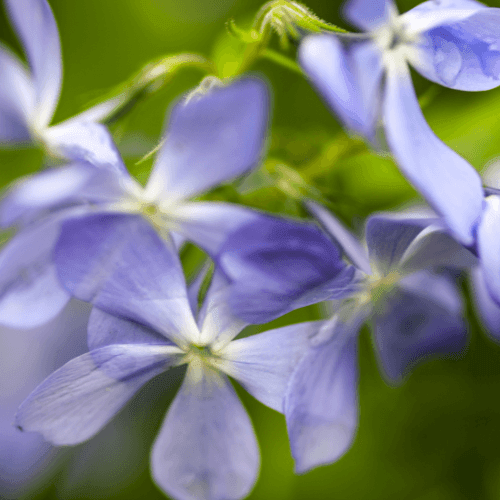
(0, 45, 34, 143)
(285, 319, 359, 473)
(218, 216, 356, 323)
(383, 61, 483, 245)
(145, 77, 269, 204)
(16, 344, 182, 445)
(44, 121, 128, 173)
(221, 321, 319, 412)
(470, 266, 500, 341)
(5, 0, 61, 128)
(305, 200, 372, 275)
(299, 35, 383, 141)
(187, 261, 211, 319)
(372, 270, 466, 383)
(54, 214, 199, 347)
(0, 218, 69, 328)
(343, 0, 396, 30)
(477, 195, 500, 306)
(151, 366, 259, 500)
(411, 8, 500, 90)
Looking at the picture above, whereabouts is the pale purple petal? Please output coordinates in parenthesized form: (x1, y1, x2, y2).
(305, 200, 371, 275)
(221, 321, 319, 412)
(146, 77, 269, 204)
(285, 319, 359, 473)
(343, 0, 395, 30)
(151, 366, 259, 500)
(411, 8, 500, 90)
(55, 214, 199, 346)
(299, 35, 383, 142)
(477, 195, 500, 306)
(16, 344, 182, 445)
(373, 270, 466, 383)
(5, 0, 61, 127)
(44, 121, 128, 173)
(470, 266, 500, 341)
(0, 45, 34, 143)
(0, 218, 69, 328)
(187, 262, 211, 318)
(383, 62, 483, 245)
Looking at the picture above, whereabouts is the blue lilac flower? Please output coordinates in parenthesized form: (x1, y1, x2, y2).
(218, 201, 472, 471)
(0, 0, 123, 167)
(0, 76, 274, 328)
(298, 0, 500, 245)
(15, 215, 325, 500)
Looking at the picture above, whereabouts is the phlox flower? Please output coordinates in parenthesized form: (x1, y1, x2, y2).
(0, 0, 122, 167)
(0, 76, 272, 329)
(299, 0, 500, 245)
(16, 215, 325, 500)
(218, 202, 473, 471)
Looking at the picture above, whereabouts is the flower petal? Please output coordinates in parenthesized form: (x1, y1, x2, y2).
(343, 0, 396, 30)
(15, 344, 182, 445)
(221, 321, 319, 412)
(55, 214, 199, 346)
(0, 45, 34, 143)
(5, 0, 61, 127)
(0, 217, 69, 328)
(383, 61, 483, 245)
(43, 121, 127, 173)
(372, 270, 467, 383)
(411, 8, 500, 90)
(470, 266, 500, 341)
(151, 366, 259, 500)
(285, 319, 359, 473)
(145, 77, 269, 204)
(299, 35, 383, 141)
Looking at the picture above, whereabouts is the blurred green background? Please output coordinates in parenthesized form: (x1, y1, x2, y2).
(3, 0, 500, 499)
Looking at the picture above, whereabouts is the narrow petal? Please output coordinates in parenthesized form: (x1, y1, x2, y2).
(151, 366, 259, 500)
(343, 0, 396, 30)
(383, 61, 483, 245)
(187, 262, 211, 319)
(305, 200, 371, 275)
(372, 270, 466, 383)
(411, 8, 500, 90)
(220, 321, 319, 412)
(218, 215, 356, 323)
(5, 0, 61, 127)
(0, 217, 69, 328)
(470, 266, 500, 341)
(0, 45, 35, 143)
(55, 214, 199, 346)
(145, 77, 269, 204)
(477, 195, 500, 306)
(16, 344, 182, 445)
(285, 319, 359, 473)
(43, 121, 127, 173)
(299, 35, 383, 141)
(365, 213, 436, 274)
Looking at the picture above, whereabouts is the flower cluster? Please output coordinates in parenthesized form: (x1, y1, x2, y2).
(2, 0, 500, 498)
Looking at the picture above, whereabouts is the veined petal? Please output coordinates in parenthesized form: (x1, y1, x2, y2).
(15, 344, 183, 445)
(470, 266, 500, 341)
(0, 45, 35, 143)
(285, 318, 359, 473)
(151, 366, 259, 500)
(5, 0, 61, 128)
(477, 195, 500, 306)
(43, 121, 127, 173)
(305, 200, 371, 275)
(55, 214, 199, 347)
(0, 217, 69, 328)
(299, 35, 383, 142)
(145, 77, 269, 204)
(220, 321, 319, 412)
(343, 0, 396, 30)
(410, 7, 500, 90)
(373, 270, 466, 383)
(383, 61, 483, 245)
